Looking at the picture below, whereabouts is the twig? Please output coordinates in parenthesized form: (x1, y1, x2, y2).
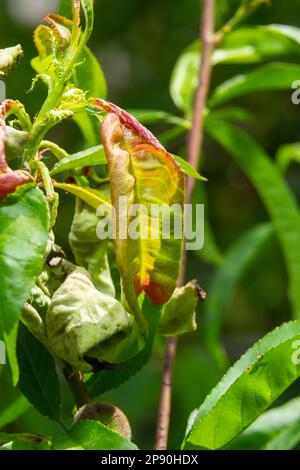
(155, 0, 216, 451)
(65, 370, 90, 409)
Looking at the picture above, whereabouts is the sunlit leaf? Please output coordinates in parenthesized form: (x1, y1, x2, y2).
(229, 397, 300, 450)
(50, 145, 107, 175)
(54, 182, 111, 209)
(276, 142, 300, 173)
(184, 320, 300, 449)
(207, 121, 300, 320)
(98, 99, 185, 319)
(53, 420, 137, 450)
(0, 45, 23, 77)
(209, 63, 300, 107)
(0, 185, 49, 383)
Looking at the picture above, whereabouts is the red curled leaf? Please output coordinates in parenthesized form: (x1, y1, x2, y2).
(99, 102, 185, 311)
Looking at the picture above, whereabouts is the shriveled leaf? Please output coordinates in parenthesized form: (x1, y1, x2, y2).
(207, 121, 300, 320)
(205, 223, 273, 369)
(54, 182, 111, 209)
(0, 185, 49, 383)
(17, 324, 61, 422)
(159, 280, 200, 336)
(0, 432, 52, 450)
(5, 127, 29, 161)
(46, 268, 136, 370)
(53, 420, 137, 450)
(184, 320, 300, 450)
(86, 297, 162, 397)
(51, 145, 106, 175)
(209, 63, 300, 107)
(98, 100, 185, 317)
(229, 397, 300, 450)
(0, 45, 23, 77)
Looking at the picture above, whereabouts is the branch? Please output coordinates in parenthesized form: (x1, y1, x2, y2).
(155, 0, 216, 451)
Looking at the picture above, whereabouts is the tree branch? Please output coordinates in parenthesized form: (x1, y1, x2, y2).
(155, 0, 216, 451)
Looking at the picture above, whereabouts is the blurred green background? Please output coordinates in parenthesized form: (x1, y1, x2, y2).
(1, 0, 300, 450)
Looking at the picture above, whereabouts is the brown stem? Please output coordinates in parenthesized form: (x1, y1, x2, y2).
(155, 0, 216, 451)
(65, 371, 90, 409)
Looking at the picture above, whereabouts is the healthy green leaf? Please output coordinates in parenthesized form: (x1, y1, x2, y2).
(0, 395, 30, 430)
(86, 296, 162, 397)
(229, 397, 300, 450)
(54, 182, 111, 209)
(184, 320, 300, 450)
(0, 185, 49, 383)
(53, 420, 137, 450)
(276, 142, 300, 173)
(17, 324, 61, 422)
(205, 223, 273, 369)
(173, 155, 207, 181)
(129, 109, 190, 128)
(206, 121, 300, 319)
(170, 25, 300, 111)
(209, 63, 300, 107)
(50, 145, 107, 175)
(0, 432, 52, 450)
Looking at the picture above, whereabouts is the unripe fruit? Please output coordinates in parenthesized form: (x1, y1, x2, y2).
(74, 402, 132, 441)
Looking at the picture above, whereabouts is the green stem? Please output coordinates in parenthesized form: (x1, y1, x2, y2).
(40, 140, 69, 160)
(65, 371, 90, 409)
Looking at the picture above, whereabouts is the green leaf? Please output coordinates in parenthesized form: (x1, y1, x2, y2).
(73, 46, 107, 146)
(129, 110, 190, 128)
(0, 45, 23, 77)
(229, 397, 300, 450)
(183, 320, 300, 450)
(57, 0, 73, 18)
(101, 110, 185, 317)
(170, 25, 300, 111)
(53, 420, 137, 450)
(206, 107, 254, 124)
(159, 281, 199, 336)
(276, 142, 300, 173)
(209, 63, 300, 107)
(17, 324, 61, 422)
(54, 182, 111, 209)
(80, 0, 94, 42)
(50, 145, 107, 175)
(0, 432, 52, 450)
(0, 395, 30, 430)
(86, 296, 162, 397)
(204, 223, 273, 369)
(0, 185, 49, 383)
(206, 121, 300, 319)
(173, 155, 207, 181)
(192, 182, 224, 267)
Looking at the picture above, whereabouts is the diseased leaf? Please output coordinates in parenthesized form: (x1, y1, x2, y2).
(229, 397, 300, 450)
(207, 121, 300, 319)
(51, 145, 107, 175)
(53, 420, 137, 450)
(0, 185, 49, 383)
(205, 223, 273, 369)
(184, 320, 300, 450)
(209, 63, 300, 107)
(54, 182, 111, 209)
(98, 100, 185, 316)
(86, 296, 161, 397)
(17, 324, 60, 422)
(0, 45, 23, 77)
(159, 280, 200, 336)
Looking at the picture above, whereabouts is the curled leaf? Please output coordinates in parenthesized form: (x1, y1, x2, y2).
(69, 199, 115, 297)
(97, 99, 185, 318)
(159, 280, 203, 336)
(5, 126, 29, 161)
(46, 268, 133, 371)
